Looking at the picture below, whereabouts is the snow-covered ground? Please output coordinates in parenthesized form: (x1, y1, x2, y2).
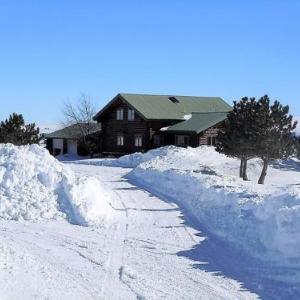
(0, 144, 300, 299)
(75, 146, 300, 265)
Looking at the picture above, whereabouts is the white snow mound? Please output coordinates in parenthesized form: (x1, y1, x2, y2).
(0, 144, 112, 225)
(116, 146, 300, 265)
(73, 146, 178, 168)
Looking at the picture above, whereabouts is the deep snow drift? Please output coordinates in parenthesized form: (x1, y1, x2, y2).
(0, 144, 112, 225)
(76, 146, 300, 265)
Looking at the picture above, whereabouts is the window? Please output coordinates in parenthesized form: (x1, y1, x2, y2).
(117, 135, 124, 146)
(212, 137, 217, 146)
(153, 135, 161, 146)
(128, 109, 135, 121)
(207, 136, 212, 145)
(135, 135, 142, 147)
(207, 136, 217, 146)
(175, 135, 190, 146)
(116, 108, 124, 120)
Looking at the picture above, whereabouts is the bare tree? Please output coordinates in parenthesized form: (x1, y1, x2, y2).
(62, 92, 100, 157)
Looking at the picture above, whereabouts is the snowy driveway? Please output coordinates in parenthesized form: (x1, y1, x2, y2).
(69, 164, 257, 300)
(0, 164, 261, 299)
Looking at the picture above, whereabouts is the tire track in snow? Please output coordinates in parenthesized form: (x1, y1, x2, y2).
(99, 188, 136, 299)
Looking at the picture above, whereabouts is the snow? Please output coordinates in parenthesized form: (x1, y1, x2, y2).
(183, 113, 192, 120)
(0, 164, 261, 300)
(1, 144, 300, 299)
(159, 126, 170, 131)
(0, 144, 112, 225)
(126, 147, 300, 265)
(81, 146, 300, 265)
(73, 146, 178, 168)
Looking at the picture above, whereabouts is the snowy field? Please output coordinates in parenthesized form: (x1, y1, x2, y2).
(0, 144, 299, 299)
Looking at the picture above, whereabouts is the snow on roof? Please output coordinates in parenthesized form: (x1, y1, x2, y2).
(182, 114, 192, 120)
(160, 126, 170, 132)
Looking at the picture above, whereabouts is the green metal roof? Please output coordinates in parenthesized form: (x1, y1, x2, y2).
(45, 123, 101, 139)
(94, 93, 232, 121)
(166, 112, 228, 134)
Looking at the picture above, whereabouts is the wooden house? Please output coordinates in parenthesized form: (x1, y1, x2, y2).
(45, 123, 101, 156)
(93, 93, 231, 155)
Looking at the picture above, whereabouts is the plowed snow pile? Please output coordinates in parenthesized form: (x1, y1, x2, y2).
(0, 144, 112, 225)
(103, 146, 300, 265)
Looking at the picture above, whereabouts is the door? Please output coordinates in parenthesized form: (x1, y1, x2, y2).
(67, 140, 78, 155)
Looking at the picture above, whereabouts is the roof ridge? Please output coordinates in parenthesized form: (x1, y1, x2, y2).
(191, 111, 229, 114)
(120, 92, 222, 99)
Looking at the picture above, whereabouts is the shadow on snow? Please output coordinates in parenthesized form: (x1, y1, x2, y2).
(124, 174, 300, 300)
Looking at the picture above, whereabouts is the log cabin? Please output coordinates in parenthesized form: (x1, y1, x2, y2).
(93, 93, 231, 155)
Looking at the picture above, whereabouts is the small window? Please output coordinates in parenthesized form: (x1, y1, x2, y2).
(212, 137, 217, 146)
(153, 135, 161, 146)
(135, 135, 142, 147)
(128, 109, 135, 121)
(175, 135, 189, 146)
(117, 135, 124, 146)
(207, 136, 216, 146)
(116, 109, 124, 120)
(207, 136, 212, 145)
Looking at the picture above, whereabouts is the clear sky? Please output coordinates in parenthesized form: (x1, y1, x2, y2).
(0, 0, 299, 127)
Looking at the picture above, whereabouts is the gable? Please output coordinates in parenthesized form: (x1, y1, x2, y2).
(93, 93, 232, 121)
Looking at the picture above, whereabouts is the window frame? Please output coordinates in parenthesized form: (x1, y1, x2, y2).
(117, 134, 124, 146)
(116, 108, 124, 120)
(207, 136, 216, 146)
(134, 135, 143, 147)
(128, 108, 135, 121)
(175, 135, 190, 146)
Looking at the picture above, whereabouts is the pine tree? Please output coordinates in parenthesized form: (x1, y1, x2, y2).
(295, 137, 300, 159)
(0, 113, 40, 145)
(216, 97, 258, 180)
(255, 96, 297, 184)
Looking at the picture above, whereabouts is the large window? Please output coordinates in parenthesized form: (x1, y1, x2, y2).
(134, 135, 142, 147)
(175, 135, 190, 146)
(207, 136, 216, 146)
(116, 108, 124, 120)
(128, 109, 135, 121)
(117, 135, 124, 146)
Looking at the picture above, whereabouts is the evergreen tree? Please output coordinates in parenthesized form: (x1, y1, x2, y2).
(0, 113, 40, 145)
(295, 137, 300, 159)
(216, 97, 258, 180)
(255, 96, 297, 184)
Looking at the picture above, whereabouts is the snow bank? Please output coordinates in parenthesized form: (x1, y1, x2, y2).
(0, 144, 112, 225)
(73, 146, 178, 168)
(123, 146, 300, 265)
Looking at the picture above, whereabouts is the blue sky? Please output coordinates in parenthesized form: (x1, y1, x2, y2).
(0, 0, 299, 126)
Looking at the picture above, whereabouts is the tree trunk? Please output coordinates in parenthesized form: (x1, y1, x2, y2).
(242, 159, 249, 181)
(258, 159, 269, 184)
(239, 159, 244, 178)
